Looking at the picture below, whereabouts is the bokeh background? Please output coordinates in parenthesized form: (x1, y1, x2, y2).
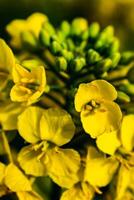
(0, 0, 134, 51)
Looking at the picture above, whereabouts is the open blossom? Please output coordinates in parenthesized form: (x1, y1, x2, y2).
(18, 106, 80, 188)
(0, 162, 43, 200)
(75, 79, 122, 138)
(10, 64, 46, 105)
(6, 12, 48, 49)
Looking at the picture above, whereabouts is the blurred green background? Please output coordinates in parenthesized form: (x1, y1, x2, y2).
(0, 0, 134, 50)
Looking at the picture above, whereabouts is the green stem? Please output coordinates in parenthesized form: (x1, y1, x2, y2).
(1, 130, 13, 163)
(38, 51, 69, 83)
(45, 93, 65, 109)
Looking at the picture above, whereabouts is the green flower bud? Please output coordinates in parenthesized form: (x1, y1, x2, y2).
(88, 22, 100, 38)
(127, 66, 134, 83)
(119, 83, 134, 95)
(87, 49, 101, 65)
(71, 18, 88, 36)
(81, 30, 89, 40)
(56, 57, 67, 71)
(95, 26, 114, 49)
(61, 49, 74, 61)
(120, 51, 134, 65)
(72, 57, 86, 72)
(51, 41, 62, 54)
(21, 31, 39, 50)
(101, 25, 114, 38)
(66, 38, 75, 51)
(110, 52, 121, 68)
(97, 58, 112, 73)
(117, 91, 130, 103)
(39, 29, 50, 46)
(109, 38, 120, 54)
(60, 21, 70, 36)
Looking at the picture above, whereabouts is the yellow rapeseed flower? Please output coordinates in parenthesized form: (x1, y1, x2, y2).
(0, 101, 25, 130)
(96, 114, 134, 155)
(84, 147, 119, 188)
(18, 106, 80, 188)
(6, 13, 48, 49)
(75, 80, 122, 138)
(0, 162, 43, 200)
(10, 64, 46, 105)
(60, 182, 94, 200)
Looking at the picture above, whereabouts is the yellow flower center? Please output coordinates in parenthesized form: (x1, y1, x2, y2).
(84, 100, 100, 112)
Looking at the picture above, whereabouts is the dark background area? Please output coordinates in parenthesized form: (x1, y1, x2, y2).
(0, 0, 134, 51)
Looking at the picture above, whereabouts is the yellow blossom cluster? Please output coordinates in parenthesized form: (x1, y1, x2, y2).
(0, 12, 134, 200)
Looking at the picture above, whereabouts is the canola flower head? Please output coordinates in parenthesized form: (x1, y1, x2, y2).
(75, 79, 122, 138)
(10, 64, 46, 105)
(1, 12, 134, 200)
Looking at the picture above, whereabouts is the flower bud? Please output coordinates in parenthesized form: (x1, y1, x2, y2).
(61, 49, 74, 61)
(120, 51, 134, 65)
(51, 41, 62, 54)
(72, 57, 86, 72)
(60, 21, 70, 36)
(71, 18, 88, 36)
(110, 52, 121, 68)
(39, 29, 50, 46)
(88, 22, 100, 38)
(87, 49, 101, 65)
(56, 57, 67, 71)
(21, 31, 39, 50)
(117, 91, 130, 103)
(97, 58, 112, 73)
(119, 83, 134, 95)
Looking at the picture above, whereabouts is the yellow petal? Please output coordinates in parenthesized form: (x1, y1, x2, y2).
(5, 163, 32, 192)
(17, 191, 45, 200)
(27, 13, 48, 37)
(75, 83, 99, 112)
(74, 80, 117, 112)
(0, 162, 6, 183)
(60, 182, 94, 200)
(0, 101, 24, 130)
(6, 19, 26, 48)
(17, 191, 44, 200)
(40, 108, 75, 146)
(10, 84, 32, 102)
(91, 80, 117, 101)
(12, 64, 30, 83)
(44, 147, 80, 188)
(121, 114, 134, 152)
(18, 106, 44, 143)
(18, 145, 46, 176)
(84, 148, 119, 187)
(81, 101, 122, 138)
(0, 39, 15, 72)
(115, 165, 131, 200)
(96, 130, 121, 155)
